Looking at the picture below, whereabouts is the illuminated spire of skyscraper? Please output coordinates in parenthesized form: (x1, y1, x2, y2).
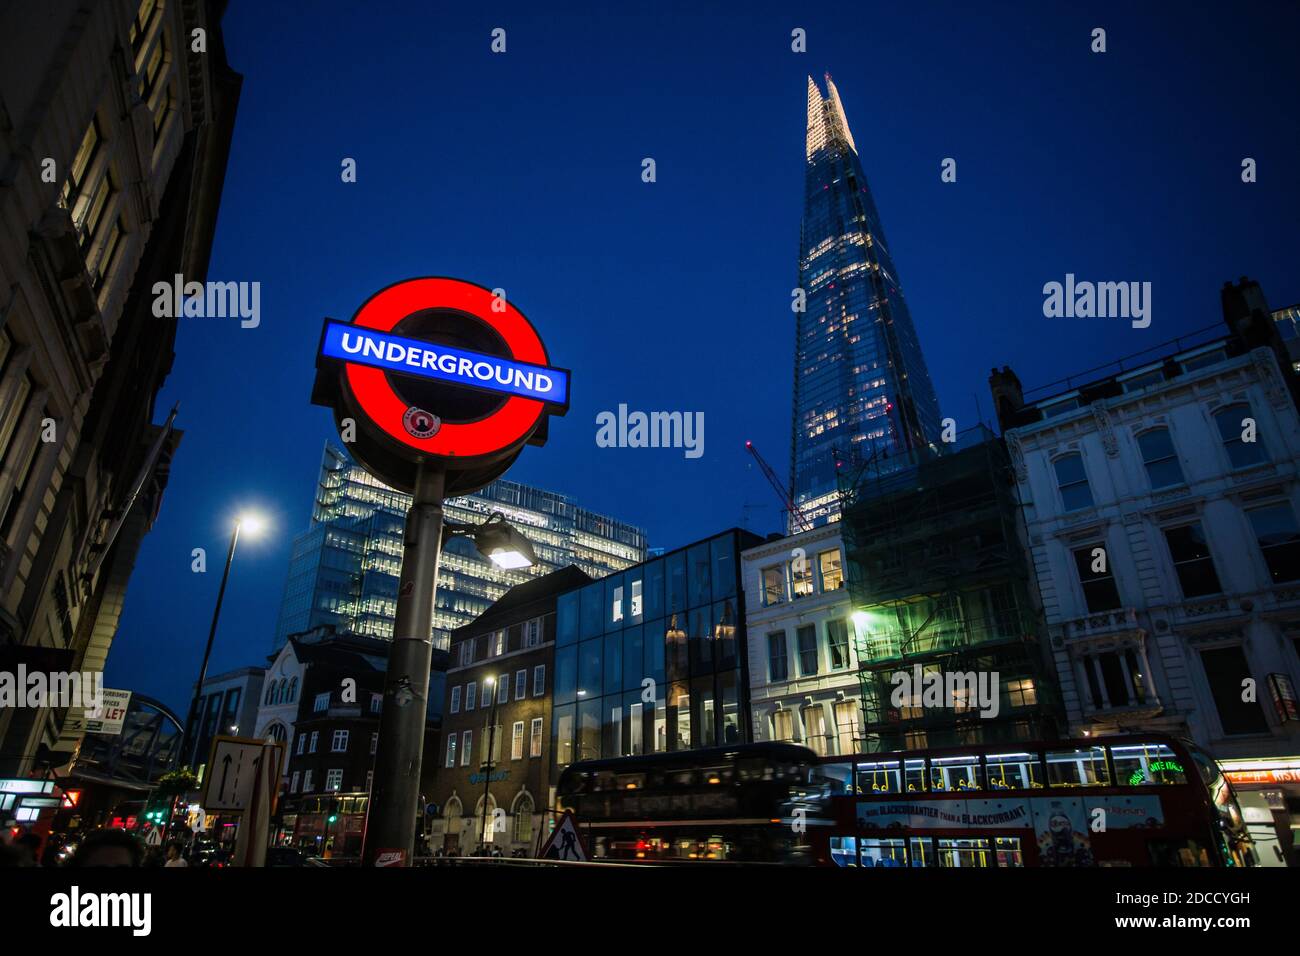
(791, 74, 942, 526)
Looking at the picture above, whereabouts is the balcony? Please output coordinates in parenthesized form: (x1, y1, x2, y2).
(1058, 607, 1143, 644)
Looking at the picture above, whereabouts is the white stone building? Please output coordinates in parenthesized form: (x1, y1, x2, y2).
(741, 524, 860, 755)
(992, 279, 1300, 861)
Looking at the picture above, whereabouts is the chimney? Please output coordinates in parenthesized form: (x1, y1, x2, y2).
(1221, 276, 1273, 348)
(988, 366, 1025, 432)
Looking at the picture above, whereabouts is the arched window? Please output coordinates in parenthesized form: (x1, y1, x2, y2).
(1136, 428, 1184, 489)
(265, 681, 276, 705)
(278, 678, 288, 704)
(444, 796, 463, 821)
(1052, 452, 1093, 511)
(1214, 403, 1268, 469)
(512, 792, 534, 844)
(287, 677, 298, 703)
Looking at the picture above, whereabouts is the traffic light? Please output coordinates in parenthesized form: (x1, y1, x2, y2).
(326, 798, 340, 825)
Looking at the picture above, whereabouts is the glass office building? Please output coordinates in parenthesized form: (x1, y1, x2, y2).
(274, 443, 647, 652)
(551, 529, 763, 774)
(793, 74, 943, 526)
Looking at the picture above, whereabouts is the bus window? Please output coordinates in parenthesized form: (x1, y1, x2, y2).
(908, 837, 936, 868)
(1148, 839, 1212, 867)
(994, 837, 1024, 867)
(667, 768, 697, 787)
(857, 759, 901, 794)
(930, 754, 983, 792)
(701, 765, 733, 786)
(830, 836, 858, 867)
(860, 838, 907, 867)
(616, 772, 647, 790)
(817, 762, 853, 794)
(938, 838, 992, 868)
(986, 752, 1040, 789)
(904, 758, 927, 792)
(1046, 746, 1109, 787)
(1110, 743, 1188, 786)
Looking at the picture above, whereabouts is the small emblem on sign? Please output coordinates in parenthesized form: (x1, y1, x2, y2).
(403, 406, 441, 438)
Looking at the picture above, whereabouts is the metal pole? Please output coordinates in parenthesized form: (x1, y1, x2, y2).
(480, 688, 498, 853)
(362, 465, 445, 865)
(182, 521, 240, 769)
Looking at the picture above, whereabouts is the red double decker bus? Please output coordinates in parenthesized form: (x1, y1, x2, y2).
(813, 734, 1255, 868)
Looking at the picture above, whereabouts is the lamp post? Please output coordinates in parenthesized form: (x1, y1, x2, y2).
(181, 512, 266, 769)
(479, 674, 500, 854)
(364, 495, 536, 864)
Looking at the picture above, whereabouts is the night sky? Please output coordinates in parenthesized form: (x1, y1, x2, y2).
(106, 0, 1300, 716)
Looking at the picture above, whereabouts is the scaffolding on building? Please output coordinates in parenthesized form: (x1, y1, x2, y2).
(834, 425, 1059, 753)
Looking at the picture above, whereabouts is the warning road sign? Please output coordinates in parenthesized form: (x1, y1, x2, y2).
(538, 810, 587, 862)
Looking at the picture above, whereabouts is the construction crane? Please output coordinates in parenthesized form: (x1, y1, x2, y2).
(744, 440, 814, 534)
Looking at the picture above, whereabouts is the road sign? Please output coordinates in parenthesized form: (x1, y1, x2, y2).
(199, 735, 285, 815)
(312, 277, 569, 496)
(538, 810, 588, 862)
(84, 688, 132, 735)
(144, 827, 162, 847)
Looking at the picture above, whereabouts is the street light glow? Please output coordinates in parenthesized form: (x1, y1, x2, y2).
(238, 512, 268, 537)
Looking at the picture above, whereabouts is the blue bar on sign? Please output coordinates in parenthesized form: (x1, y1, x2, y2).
(320, 321, 568, 405)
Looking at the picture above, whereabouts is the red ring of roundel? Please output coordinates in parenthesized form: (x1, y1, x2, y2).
(344, 278, 548, 458)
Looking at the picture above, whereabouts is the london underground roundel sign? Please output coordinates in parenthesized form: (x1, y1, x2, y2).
(312, 277, 569, 495)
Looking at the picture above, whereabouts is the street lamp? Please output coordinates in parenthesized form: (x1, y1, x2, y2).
(479, 674, 501, 855)
(181, 511, 268, 769)
(445, 512, 537, 570)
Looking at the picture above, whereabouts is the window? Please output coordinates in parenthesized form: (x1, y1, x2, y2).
(1046, 747, 1109, 787)
(792, 558, 814, 599)
(460, 730, 472, 766)
(1053, 453, 1093, 511)
(1164, 523, 1221, 597)
(530, 717, 543, 758)
(1111, 743, 1188, 786)
(129, 0, 160, 55)
(1248, 503, 1300, 583)
(1073, 545, 1121, 612)
(492, 630, 505, 657)
(1200, 646, 1270, 735)
(513, 794, 534, 843)
(827, 619, 850, 670)
(459, 642, 472, 667)
(290, 771, 300, 793)
(314, 692, 330, 713)
(445, 733, 456, 768)
(1137, 428, 1185, 489)
(511, 721, 525, 760)
(524, 618, 541, 647)
(515, 669, 527, 700)
(308, 731, 318, 753)
(762, 566, 786, 606)
(465, 681, 476, 710)
(767, 632, 788, 682)
(985, 752, 1040, 790)
(796, 625, 818, 676)
(834, 700, 859, 755)
(1215, 404, 1268, 469)
(370, 732, 378, 755)
(1082, 649, 1148, 710)
(533, 664, 545, 696)
(302, 770, 314, 792)
(296, 733, 307, 756)
(482, 725, 502, 765)
(331, 730, 349, 752)
(497, 678, 508, 705)
(772, 708, 795, 743)
(818, 549, 844, 591)
(325, 769, 343, 792)
(370, 693, 382, 714)
(450, 685, 461, 714)
(803, 705, 828, 756)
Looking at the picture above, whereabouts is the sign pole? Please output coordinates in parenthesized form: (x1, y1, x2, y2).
(362, 463, 446, 865)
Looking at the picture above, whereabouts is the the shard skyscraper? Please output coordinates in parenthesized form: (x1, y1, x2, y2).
(791, 74, 943, 526)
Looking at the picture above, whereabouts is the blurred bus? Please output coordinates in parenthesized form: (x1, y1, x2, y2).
(815, 734, 1254, 868)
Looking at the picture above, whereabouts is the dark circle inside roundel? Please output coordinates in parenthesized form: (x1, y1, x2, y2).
(389, 308, 509, 423)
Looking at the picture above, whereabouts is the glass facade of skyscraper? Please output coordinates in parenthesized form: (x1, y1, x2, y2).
(550, 529, 762, 775)
(273, 443, 647, 652)
(793, 74, 943, 526)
